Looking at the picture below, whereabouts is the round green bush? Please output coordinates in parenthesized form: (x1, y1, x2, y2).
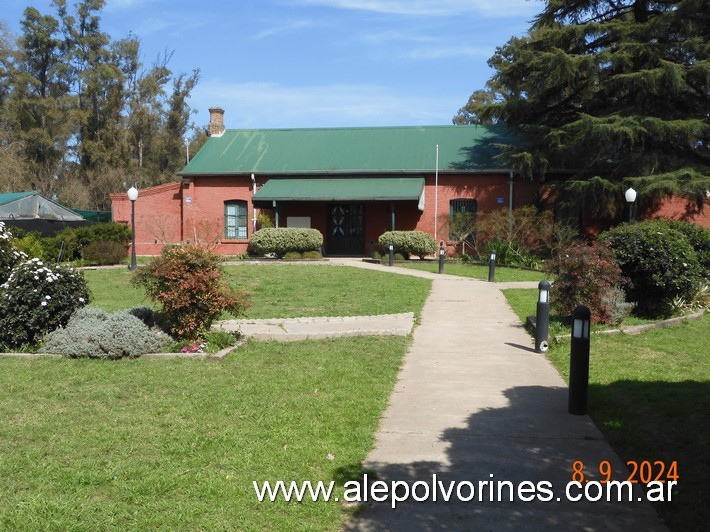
(378, 230, 436, 259)
(249, 228, 324, 257)
(0, 258, 91, 348)
(599, 220, 704, 318)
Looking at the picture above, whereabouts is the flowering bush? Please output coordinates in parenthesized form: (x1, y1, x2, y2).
(546, 243, 632, 324)
(0, 258, 91, 348)
(132, 244, 250, 340)
(0, 222, 28, 285)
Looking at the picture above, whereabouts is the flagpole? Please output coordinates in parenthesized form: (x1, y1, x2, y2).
(434, 144, 439, 242)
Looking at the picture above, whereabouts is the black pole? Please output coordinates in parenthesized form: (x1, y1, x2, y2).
(388, 243, 394, 267)
(568, 305, 591, 415)
(129, 199, 137, 271)
(438, 241, 445, 274)
(535, 279, 551, 353)
(487, 252, 496, 282)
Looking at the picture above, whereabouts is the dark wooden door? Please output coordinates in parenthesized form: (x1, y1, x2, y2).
(327, 204, 365, 255)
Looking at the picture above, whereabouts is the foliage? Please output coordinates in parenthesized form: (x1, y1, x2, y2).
(600, 220, 704, 318)
(377, 230, 437, 259)
(81, 240, 128, 265)
(470, 206, 579, 264)
(0, 221, 27, 284)
(42, 307, 172, 359)
(546, 243, 631, 324)
(132, 244, 249, 340)
(664, 219, 710, 278)
(454, 0, 710, 219)
(0, 257, 90, 348)
(0, 1, 201, 210)
(256, 211, 274, 229)
(249, 228, 323, 257)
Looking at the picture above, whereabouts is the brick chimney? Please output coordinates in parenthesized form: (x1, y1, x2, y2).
(208, 107, 225, 137)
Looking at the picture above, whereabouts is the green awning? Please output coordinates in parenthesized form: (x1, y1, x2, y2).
(253, 177, 426, 211)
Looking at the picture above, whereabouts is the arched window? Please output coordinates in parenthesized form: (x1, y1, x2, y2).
(449, 198, 477, 240)
(225, 200, 248, 239)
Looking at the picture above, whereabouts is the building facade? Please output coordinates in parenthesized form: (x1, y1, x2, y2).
(111, 108, 709, 256)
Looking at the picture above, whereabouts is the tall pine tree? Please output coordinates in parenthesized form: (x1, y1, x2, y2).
(455, 0, 710, 220)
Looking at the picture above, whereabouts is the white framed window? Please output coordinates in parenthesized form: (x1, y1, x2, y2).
(225, 200, 248, 239)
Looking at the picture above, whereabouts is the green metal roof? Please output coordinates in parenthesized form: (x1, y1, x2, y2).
(181, 125, 516, 175)
(0, 191, 35, 206)
(253, 177, 425, 202)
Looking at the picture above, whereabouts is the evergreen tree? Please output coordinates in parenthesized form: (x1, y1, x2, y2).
(455, 0, 710, 220)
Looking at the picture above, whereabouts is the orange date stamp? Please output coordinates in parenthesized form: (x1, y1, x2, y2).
(571, 460, 679, 484)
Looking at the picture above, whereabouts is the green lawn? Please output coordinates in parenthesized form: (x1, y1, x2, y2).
(0, 265, 431, 528)
(0, 336, 410, 530)
(84, 264, 432, 318)
(398, 261, 547, 282)
(502, 289, 709, 531)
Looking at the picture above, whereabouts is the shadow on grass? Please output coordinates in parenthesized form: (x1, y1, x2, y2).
(589, 380, 709, 532)
(341, 385, 668, 531)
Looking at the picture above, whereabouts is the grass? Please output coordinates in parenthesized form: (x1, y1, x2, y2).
(398, 261, 547, 282)
(0, 336, 411, 530)
(502, 289, 709, 531)
(84, 264, 432, 319)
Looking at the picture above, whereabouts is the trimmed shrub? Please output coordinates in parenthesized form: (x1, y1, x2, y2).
(132, 244, 250, 340)
(43, 307, 172, 359)
(665, 220, 710, 278)
(302, 250, 323, 260)
(82, 240, 128, 265)
(378, 230, 436, 259)
(546, 243, 631, 324)
(249, 228, 323, 257)
(599, 220, 703, 318)
(0, 258, 90, 348)
(283, 251, 303, 260)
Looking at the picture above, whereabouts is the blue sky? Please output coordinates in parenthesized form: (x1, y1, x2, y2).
(2, 0, 539, 130)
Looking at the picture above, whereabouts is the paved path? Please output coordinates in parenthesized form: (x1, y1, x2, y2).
(325, 259, 667, 531)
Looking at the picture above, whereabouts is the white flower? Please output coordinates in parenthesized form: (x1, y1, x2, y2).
(78, 297, 85, 303)
(45, 295, 51, 300)
(41, 301, 47, 306)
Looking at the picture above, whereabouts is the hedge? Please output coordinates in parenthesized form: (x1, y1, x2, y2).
(377, 230, 437, 259)
(249, 228, 324, 257)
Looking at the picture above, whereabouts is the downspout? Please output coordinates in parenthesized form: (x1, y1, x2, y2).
(273, 200, 279, 228)
(390, 202, 395, 231)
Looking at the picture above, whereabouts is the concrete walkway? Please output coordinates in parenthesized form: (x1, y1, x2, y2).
(326, 259, 667, 531)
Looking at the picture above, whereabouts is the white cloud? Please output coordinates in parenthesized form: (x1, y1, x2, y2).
(284, 0, 538, 17)
(191, 80, 456, 128)
(252, 19, 321, 40)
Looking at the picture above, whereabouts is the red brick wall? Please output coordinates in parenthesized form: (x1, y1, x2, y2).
(646, 195, 710, 229)
(110, 182, 183, 256)
(112, 174, 707, 258)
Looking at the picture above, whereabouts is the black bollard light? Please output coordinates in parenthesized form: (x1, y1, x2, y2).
(388, 243, 394, 267)
(487, 251, 496, 282)
(535, 280, 551, 353)
(568, 305, 591, 415)
(438, 240, 445, 274)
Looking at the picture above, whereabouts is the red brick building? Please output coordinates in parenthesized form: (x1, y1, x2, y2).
(111, 108, 709, 256)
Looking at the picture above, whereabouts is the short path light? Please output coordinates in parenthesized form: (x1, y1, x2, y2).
(438, 240, 445, 274)
(568, 305, 591, 415)
(488, 251, 496, 282)
(535, 280, 551, 353)
(127, 186, 139, 272)
(625, 187, 637, 223)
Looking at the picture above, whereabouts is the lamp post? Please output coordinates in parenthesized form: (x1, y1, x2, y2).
(127, 186, 138, 271)
(625, 187, 637, 223)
